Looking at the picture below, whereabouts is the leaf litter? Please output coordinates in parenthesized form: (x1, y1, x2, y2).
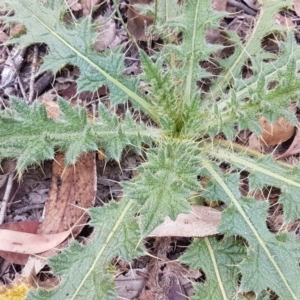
(1, 0, 300, 299)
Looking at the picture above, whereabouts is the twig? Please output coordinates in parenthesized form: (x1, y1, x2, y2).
(227, 0, 257, 16)
(33, 70, 54, 97)
(5, 48, 28, 101)
(112, 0, 139, 49)
(0, 172, 15, 224)
(14, 204, 44, 215)
(28, 45, 39, 103)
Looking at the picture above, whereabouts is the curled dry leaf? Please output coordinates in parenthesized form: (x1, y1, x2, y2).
(276, 127, 300, 160)
(20, 152, 96, 277)
(97, 148, 106, 160)
(149, 205, 221, 237)
(259, 116, 295, 146)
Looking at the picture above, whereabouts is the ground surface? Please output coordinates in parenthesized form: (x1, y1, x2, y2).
(1, 1, 300, 299)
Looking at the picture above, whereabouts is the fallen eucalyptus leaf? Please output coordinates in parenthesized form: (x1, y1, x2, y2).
(0, 221, 40, 264)
(149, 205, 221, 237)
(0, 228, 71, 254)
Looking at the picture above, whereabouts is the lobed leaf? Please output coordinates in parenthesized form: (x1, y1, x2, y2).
(180, 237, 246, 300)
(203, 162, 300, 299)
(122, 141, 201, 234)
(2, 0, 157, 119)
(211, 147, 300, 223)
(3, 0, 300, 298)
(208, 0, 294, 100)
(27, 199, 144, 300)
(0, 99, 160, 171)
(200, 32, 300, 139)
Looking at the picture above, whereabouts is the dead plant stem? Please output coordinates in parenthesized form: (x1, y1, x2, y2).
(0, 172, 15, 224)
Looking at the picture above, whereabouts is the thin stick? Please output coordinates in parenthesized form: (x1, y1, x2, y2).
(0, 172, 14, 224)
(28, 45, 39, 103)
(14, 204, 44, 215)
(5, 48, 28, 102)
(227, 0, 257, 16)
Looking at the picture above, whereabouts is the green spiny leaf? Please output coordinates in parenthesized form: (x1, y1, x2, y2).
(122, 141, 201, 234)
(208, 0, 294, 100)
(2, 0, 158, 119)
(180, 237, 246, 300)
(211, 147, 300, 223)
(3, 0, 300, 298)
(204, 162, 300, 299)
(0, 100, 160, 170)
(27, 199, 144, 300)
(200, 32, 300, 138)
(174, 0, 225, 106)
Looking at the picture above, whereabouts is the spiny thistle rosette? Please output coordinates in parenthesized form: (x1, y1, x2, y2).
(1, 0, 300, 299)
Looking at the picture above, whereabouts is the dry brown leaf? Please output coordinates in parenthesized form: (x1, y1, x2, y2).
(0, 221, 40, 264)
(80, 0, 100, 16)
(22, 152, 96, 277)
(295, 0, 300, 17)
(39, 97, 60, 120)
(67, 0, 82, 12)
(248, 133, 264, 152)
(149, 206, 221, 237)
(259, 117, 295, 146)
(0, 32, 8, 44)
(35, 92, 96, 265)
(127, 0, 153, 41)
(212, 0, 227, 12)
(38, 152, 96, 238)
(57, 82, 107, 100)
(276, 127, 300, 159)
(93, 16, 117, 52)
(97, 149, 105, 160)
(242, 0, 259, 10)
(9, 24, 26, 37)
(274, 13, 294, 28)
(115, 268, 148, 299)
(0, 228, 70, 254)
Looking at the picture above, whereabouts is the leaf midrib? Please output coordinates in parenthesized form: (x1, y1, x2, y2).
(204, 161, 298, 300)
(25, 8, 158, 122)
(71, 199, 134, 299)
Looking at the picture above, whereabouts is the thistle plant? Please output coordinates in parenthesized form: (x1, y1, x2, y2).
(2, 0, 300, 299)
